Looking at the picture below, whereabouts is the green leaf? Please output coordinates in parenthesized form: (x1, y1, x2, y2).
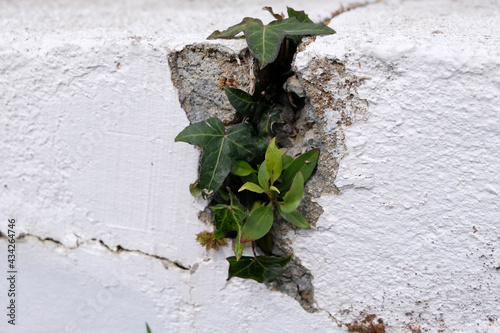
(211, 200, 248, 240)
(238, 182, 265, 194)
(286, 7, 314, 44)
(146, 322, 152, 333)
(211, 191, 248, 260)
(174, 117, 224, 148)
(270, 185, 280, 194)
(258, 162, 270, 191)
(229, 191, 247, 260)
(225, 87, 258, 118)
(287, 7, 313, 23)
(282, 155, 294, 170)
(265, 138, 282, 184)
(258, 109, 282, 139)
(175, 118, 260, 198)
(280, 171, 304, 213)
(279, 148, 319, 192)
(277, 205, 310, 229)
(189, 181, 201, 197)
(208, 17, 335, 67)
(241, 203, 273, 242)
(227, 255, 292, 283)
(233, 232, 245, 261)
(231, 160, 256, 177)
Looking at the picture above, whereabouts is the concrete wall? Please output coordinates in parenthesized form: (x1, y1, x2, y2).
(1, 0, 499, 332)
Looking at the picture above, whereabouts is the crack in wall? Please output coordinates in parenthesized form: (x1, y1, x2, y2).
(0, 232, 192, 272)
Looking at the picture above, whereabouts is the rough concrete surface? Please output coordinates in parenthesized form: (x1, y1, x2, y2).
(1, 0, 499, 332)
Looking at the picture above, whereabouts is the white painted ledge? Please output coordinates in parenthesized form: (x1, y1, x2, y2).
(1, 0, 499, 332)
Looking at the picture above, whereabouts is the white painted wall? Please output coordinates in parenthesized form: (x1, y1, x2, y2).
(0, 0, 499, 332)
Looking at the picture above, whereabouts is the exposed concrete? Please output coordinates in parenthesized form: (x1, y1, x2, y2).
(168, 44, 255, 125)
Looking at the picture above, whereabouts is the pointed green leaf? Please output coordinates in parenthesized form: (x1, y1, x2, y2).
(225, 87, 258, 118)
(265, 138, 282, 184)
(227, 255, 292, 283)
(208, 17, 335, 67)
(174, 117, 224, 148)
(270, 186, 280, 194)
(211, 200, 248, 239)
(231, 160, 256, 177)
(226, 123, 262, 160)
(280, 171, 304, 213)
(286, 7, 314, 44)
(287, 7, 313, 23)
(277, 205, 310, 229)
(176, 118, 261, 198)
(211, 191, 248, 261)
(282, 155, 294, 170)
(233, 232, 245, 261)
(241, 203, 273, 243)
(279, 148, 319, 192)
(229, 191, 247, 261)
(258, 162, 270, 191)
(238, 182, 265, 194)
(146, 322, 152, 333)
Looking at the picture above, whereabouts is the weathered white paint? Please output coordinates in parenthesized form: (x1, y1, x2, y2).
(0, 0, 499, 332)
(293, 0, 500, 331)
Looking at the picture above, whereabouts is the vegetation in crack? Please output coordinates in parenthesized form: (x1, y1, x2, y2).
(175, 6, 334, 283)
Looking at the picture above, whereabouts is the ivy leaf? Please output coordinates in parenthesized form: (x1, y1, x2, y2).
(277, 205, 310, 229)
(227, 255, 292, 283)
(241, 203, 273, 243)
(265, 138, 282, 185)
(211, 204, 246, 240)
(286, 7, 314, 44)
(211, 191, 248, 260)
(279, 148, 319, 192)
(287, 7, 313, 23)
(175, 118, 260, 198)
(225, 87, 258, 118)
(280, 171, 304, 213)
(208, 17, 335, 67)
(174, 117, 224, 148)
(229, 191, 247, 260)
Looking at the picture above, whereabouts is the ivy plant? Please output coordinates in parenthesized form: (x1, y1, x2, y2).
(175, 7, 334, 283)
